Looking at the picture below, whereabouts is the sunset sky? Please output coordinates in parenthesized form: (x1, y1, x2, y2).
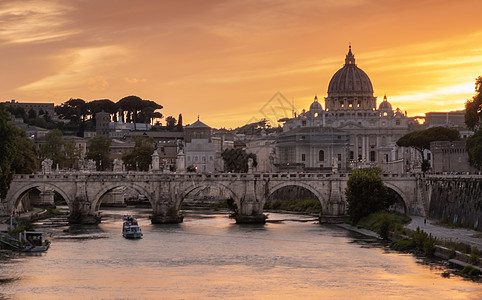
(1, 0, 481, 128)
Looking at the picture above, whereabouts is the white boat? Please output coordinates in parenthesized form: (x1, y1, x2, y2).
(122, 215, 143, 239)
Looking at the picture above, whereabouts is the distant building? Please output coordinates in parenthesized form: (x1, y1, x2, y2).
(96, 111, 111, 136)
(5, 99, 55, 117)
(430, 141, 476, 173)
(184, 118, 216, 172)
(424, 110, 473, 138)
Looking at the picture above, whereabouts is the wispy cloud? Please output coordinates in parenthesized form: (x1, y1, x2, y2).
(0, 1, 78, 44)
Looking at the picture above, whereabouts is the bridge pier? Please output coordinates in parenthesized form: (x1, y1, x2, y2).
(38, 190, 55, 208)
(235, 178, 267, 224)
(150, 198, 184, 224)
(68, 196, 101, 224)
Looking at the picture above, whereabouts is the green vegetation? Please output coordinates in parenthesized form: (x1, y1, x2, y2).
(345, 168, 394, 224)
(264, 198, 321, 214)
(209, 202, 229, 210)
(8, 219, 34, 234)
(390, 239, 416, 251)
(86, 134, 112, 171)
(0, 104, 38, 199)
(122, 137, 154, 171)
(356, 211, 411, 239)
(390, 227, 437, 256)
(457, 265, 481, 277)
(396, 126, 460, 172)
(46, 208, 64, 215)
(221, 148, 257, 173)
(464, 76, 482, 170)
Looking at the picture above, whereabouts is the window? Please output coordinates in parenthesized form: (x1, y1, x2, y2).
(194, 156, 198, 162)
(319, 150, 324, 161)
(302, 121, 306, 126)
(396, 119, 400, 125)
(301, 154, 306, 161)
(349, 151, 354, 160)
(337, 154, 341, 161)
(370, 151, 376, 162)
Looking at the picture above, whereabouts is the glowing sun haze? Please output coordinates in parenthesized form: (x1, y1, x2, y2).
(1, 0, 481, 128)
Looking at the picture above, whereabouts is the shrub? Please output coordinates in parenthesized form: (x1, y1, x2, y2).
(390, 239, 416, 251)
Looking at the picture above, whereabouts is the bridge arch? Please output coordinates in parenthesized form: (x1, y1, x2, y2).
(91, 182, 155, 212)
(180, 181, 239, 209)
(384, 183, 408, 214)
(266, 181, 327, 213)
(8, 182, 72, 211)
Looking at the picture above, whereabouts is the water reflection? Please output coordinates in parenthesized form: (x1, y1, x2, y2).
(0, 208, 480, 300)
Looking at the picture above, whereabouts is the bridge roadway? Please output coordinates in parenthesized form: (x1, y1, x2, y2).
(1, 171, 422, 224)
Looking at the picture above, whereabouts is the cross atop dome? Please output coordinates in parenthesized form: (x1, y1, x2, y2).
(345, 44, 356, 66)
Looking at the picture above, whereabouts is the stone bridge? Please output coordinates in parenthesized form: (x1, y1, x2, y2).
(1, 171, 424, 224)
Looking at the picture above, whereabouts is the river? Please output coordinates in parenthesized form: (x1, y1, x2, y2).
(0, 208, 480, 299)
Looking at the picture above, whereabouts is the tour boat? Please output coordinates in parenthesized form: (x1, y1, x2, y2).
(122, 215, 143, 239)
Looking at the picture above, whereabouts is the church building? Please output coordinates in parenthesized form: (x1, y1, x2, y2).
(277, 46, 411, 171)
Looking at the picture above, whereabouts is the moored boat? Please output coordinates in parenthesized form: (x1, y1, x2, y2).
(0, 231, 50, 252)
(122, 215, 143, 239)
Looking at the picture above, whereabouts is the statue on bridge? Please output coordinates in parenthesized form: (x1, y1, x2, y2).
(113, 158, 124, 172)
(86, 159, 96, 172)
(41, 158, 53, 173)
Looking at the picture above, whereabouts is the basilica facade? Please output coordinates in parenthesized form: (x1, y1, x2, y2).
(276, 46, 412, 171)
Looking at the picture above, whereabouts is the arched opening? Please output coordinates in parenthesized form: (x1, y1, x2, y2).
(9, 185, 70, 228)
(265, 185, 323, 214)
(93, 185, 155, 226)
(181, 184, 236, 211)
(387, 188, 407, 214)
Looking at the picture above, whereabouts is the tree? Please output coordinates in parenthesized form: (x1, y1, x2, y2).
(86, 135, 112, 171)
(0, 104, 19, 199)
(345, 168, 392, 224)
(64, 139, 83, 169)
(177, 113, 183, 131)
(465, 76, 482, 170)
(396, 126, 459, 171)
(466, 128, 482, 170)
(165, 116, 176, 130)
(55, 98, 88, 136)
(465, 76, 482, 130)
(39, 129, 66, 168)
(221, 148, 257, 173)
(0, 104, 37, 199)
(10, 127, 38, 174)
(397, 127, 460, 155)
(28, 108, 37, 119)
(122, 137, 154, 171)
(86, 99, 117, 123)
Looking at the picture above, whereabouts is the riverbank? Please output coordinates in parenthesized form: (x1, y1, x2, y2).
(337, 214, 482, 280)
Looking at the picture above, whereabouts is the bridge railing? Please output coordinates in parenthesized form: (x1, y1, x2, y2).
(13, 171, 424, 182)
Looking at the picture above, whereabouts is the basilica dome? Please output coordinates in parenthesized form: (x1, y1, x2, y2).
(327, 46, 374, 97)
(378, 95, 393, 111)
(309, 96, 323, 111)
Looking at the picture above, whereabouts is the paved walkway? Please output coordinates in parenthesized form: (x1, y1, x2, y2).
(406, 216, 482, 251)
